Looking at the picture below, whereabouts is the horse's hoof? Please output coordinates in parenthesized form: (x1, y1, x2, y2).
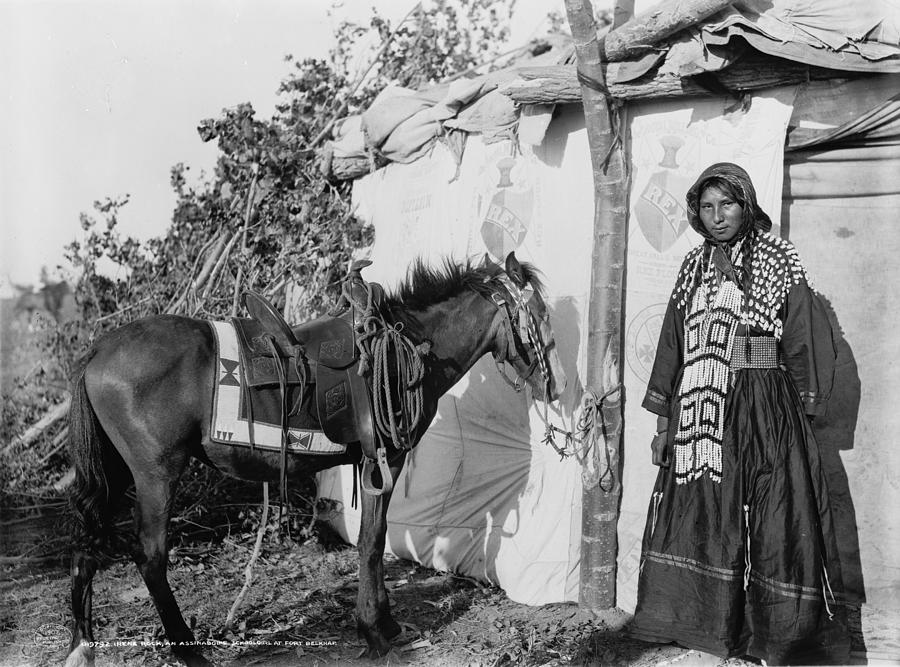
(373, 647, 405, 662)
(382, 616, 402, 640)
(359, 630, 393, 659)
(64, 644, 95, 667)
(364, 644, 394, 660)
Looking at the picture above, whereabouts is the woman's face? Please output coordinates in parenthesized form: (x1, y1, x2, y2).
(699, 185, 743, 243)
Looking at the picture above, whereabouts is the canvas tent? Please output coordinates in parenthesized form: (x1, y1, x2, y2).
(316, 0, 900, 660)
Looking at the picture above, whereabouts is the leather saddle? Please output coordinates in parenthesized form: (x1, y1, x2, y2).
(297, 316, 375, 451)
(235, 289, 379, 458)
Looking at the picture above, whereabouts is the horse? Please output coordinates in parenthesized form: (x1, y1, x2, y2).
(64, 252, 566, 667)
(14, 280, 75, 323)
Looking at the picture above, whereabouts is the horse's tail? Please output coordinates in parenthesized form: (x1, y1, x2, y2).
(68, 353, 128, 551)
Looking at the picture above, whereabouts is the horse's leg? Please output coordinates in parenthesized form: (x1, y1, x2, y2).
(67, 550, 98, 666)
(356, 458, 405, 657)
(67, 470, 131, 667)
(67, 551, 99, 667)
(133, 475, 211, 667)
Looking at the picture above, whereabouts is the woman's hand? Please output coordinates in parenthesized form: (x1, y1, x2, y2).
(651, 430, 670, 467)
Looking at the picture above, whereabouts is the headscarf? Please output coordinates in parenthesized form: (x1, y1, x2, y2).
(685, 162, 772, 244)
(682, 162, 772, 291)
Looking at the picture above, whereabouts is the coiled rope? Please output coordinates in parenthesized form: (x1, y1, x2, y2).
(342, 274, 427, 451)
(369, 321, 425, 449)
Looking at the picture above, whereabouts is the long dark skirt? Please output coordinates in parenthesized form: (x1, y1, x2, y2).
(628, 368, 850, 665)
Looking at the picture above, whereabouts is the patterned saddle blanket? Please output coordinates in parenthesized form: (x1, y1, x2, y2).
(209, 319, 346, 455)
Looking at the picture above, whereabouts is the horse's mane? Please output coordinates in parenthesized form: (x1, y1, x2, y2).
(384, 257, 544, 313)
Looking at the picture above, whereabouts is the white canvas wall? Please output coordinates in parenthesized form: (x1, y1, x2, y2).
(318, 106, 596, 604)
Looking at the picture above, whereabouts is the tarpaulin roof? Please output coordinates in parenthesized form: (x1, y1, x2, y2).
(327, 1, 900, 179)
(329, 36, 570, 168)
(705, 0, 900, 72)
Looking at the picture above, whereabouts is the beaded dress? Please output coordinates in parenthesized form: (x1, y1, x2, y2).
(628, 164, 849, 664)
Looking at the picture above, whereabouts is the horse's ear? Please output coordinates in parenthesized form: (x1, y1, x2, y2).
(480, 253, 494, 269)
(504, 252, 527, 288)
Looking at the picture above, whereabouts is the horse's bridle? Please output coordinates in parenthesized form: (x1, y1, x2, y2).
(490, 273, 552, 397)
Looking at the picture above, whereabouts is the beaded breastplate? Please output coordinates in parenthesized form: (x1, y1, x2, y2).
(672, 233, 807, 339)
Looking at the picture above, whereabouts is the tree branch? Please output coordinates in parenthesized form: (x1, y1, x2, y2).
(231, 166, 260, 317)
(2, 399, 70, 456)
(225, 482, 270, 629)
(307, 1, 423, 151)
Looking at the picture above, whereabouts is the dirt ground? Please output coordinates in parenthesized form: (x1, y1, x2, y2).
(0, 514, 761, 667)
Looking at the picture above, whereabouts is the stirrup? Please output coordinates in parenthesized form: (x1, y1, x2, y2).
(360, 447, 393, 496)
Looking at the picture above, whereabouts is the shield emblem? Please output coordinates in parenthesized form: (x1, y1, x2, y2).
(634, 136, 691, 253)
(480, 157, 533, 259)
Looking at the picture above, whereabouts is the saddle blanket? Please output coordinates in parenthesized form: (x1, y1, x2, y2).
(209, 320, 346, 455)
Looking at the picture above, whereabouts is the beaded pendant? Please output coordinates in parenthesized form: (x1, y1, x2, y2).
(673, 277, 741, 484)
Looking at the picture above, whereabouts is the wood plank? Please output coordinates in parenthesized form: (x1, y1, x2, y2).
(329, 154, 389, 182)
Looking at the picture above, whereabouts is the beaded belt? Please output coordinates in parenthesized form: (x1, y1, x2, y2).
(730, 336, 782, 370)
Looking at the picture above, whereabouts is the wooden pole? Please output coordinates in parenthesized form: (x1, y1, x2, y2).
(564, 0, 629, 610)
(612, 0, 634, 30)
(604, 0, 733, 61)
(499, 57, 848, 105)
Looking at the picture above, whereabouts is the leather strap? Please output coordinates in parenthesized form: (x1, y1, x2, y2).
(491, 293, 522, 364)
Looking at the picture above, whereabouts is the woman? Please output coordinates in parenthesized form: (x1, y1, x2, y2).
(628, 163, 849, 664)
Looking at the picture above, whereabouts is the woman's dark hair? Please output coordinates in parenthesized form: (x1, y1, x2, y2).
(686, 164, 768, 330)
(699, 176, 744, 204)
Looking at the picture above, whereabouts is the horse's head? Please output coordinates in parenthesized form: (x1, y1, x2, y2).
(488, 252, 567, 402)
